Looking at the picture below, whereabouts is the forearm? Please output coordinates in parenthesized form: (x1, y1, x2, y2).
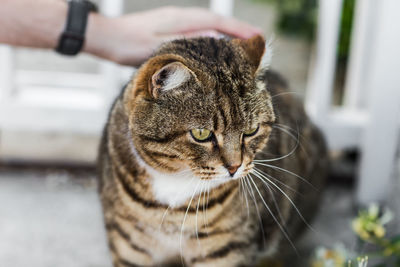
(0, 0, 67, 49)
(0, 2, 261, 66)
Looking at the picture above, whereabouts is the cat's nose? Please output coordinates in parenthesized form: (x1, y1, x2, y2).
(227, 164, 241, 176)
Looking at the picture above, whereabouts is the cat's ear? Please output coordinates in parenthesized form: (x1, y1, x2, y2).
(150, 62, 191, 98)
(233, 34, 272, 74)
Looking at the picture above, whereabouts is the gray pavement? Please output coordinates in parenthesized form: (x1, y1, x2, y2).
(1, 166, 398, 267)
(0, 169, 111, 267)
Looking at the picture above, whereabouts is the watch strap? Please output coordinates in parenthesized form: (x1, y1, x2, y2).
(56, 0, 97, 55)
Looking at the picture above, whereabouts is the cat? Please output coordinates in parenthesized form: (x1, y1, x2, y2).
(98, 35, 328, 267)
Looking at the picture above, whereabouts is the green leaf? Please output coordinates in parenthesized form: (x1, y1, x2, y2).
(391, 235, 400, 244)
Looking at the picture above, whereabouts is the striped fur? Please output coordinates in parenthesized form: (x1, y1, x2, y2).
(98, 35, 328, 266)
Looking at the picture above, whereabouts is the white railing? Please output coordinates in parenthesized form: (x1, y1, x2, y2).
(306, 0, 400, 204)
(0, 0, 398, 204)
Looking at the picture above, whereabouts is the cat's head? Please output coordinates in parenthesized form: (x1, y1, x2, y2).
(126, 35, 275, 186)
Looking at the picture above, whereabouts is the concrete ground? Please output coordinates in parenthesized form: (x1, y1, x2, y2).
(0, 167, 111, 267)
(0, 164, 399, 267)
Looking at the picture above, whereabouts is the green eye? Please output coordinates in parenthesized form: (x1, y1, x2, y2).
(190, 129, 212, 142)
(243, 124, 259, 137)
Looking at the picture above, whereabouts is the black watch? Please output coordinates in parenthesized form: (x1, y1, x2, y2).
(56, 0, 98, 56)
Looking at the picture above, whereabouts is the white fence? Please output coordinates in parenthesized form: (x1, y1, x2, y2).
(0, 0, 399, 204)
(306, 0, 400, 204)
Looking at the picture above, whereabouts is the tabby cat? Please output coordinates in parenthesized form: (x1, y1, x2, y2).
(98, 35, 327, 267)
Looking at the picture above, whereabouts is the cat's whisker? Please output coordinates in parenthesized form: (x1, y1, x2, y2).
(271, 91, 301, 99)
(239, 178, 245, 215)
(180, 180, 201, 266)
(195, 183, 204, 249)
(273, 123, 300, 137)
(253, 123, 300, 163)
(247, 174, 298, 255)
(202, 182, 207, 235)
(174, 169, 194, 175)
(272, 124, 307, 155)
(239, 178, 245, 212)
(244, 175, 266, 247)
(253, 142, 298, 162)
(159, 205, 171, 231)
(253, 162, 316, 190)
(205, 180, 211, 234)
(252, 167, 302, 195)
(255, 150, 282, 158)
(159, 177, 196, 229)
(241, 177, 251, 219)
(173, 167, 200, 176)
(251, 169, 315, 233)
(251, 170, 286, 226)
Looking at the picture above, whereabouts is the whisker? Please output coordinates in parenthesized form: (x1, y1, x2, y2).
(254, 140, 298, 163)
(252, 169, 315, 234)
(159, 177, 196, 229)
(205, 180, 211, 234)
(251, 170, 286, 227)
(174, 167, 200, 176)
(180, 181, 201, 266)
(247, 174, 298, 254)
(202, 181, 208, 235)
(195, 183, 205, 249)
(238, 178, 243, 214)
(253, 123, 300, 163)
(244, 175, 266, 247)
(239, 179, 244, 211)
(274, 123, 310, 147)
(271, 91, 302, 99)
(273, 124, 307, 155)
(253, 162, 316, 190)
(240, 177, 251, 219)
(252, 167, 302, 195)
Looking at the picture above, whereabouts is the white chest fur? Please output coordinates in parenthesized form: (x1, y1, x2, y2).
(147, 166, 227, 207)
(128, 136, 228, 207)
(148, 167, 201, 207)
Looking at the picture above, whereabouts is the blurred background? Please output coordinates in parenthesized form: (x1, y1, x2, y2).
(0, 0, 399, 266)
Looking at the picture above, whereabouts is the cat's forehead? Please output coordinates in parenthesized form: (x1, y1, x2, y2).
(164, 83, 265, 132)
(156, 38, 253, 78)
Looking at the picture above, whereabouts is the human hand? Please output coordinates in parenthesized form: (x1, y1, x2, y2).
(84, 6, 262, 66)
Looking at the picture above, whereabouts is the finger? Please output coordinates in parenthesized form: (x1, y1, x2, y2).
(161, 8, 262, 39)
(180, 30, 224, 39)
(214, 16, 263, 39)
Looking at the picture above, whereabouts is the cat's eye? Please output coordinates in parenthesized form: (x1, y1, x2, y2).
(243, 124, 260, 137)
(190, 129, 212, 142)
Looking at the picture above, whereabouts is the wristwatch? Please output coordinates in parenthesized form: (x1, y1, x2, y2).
(56, 0, 98, 56)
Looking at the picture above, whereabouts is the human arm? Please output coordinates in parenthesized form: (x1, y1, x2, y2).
(0, 0, 67, 49)
(0, 0, 262, 66)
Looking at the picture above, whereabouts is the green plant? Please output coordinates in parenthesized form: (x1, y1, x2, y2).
(311, 204, 400, 267)
(254, 0, 318, 40)
(352, 204, 400, 265)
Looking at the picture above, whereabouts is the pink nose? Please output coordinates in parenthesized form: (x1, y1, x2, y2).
(227, 165, 240, 176)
